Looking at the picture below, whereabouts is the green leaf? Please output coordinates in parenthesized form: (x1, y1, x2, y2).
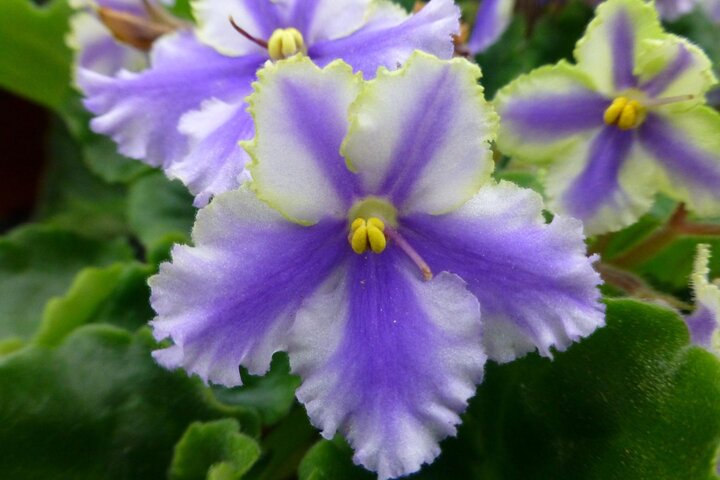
(170, 419, 261, 480)
(36, 119, 129, 238)
(34, 262, 155, 346)
(0, 225, 133, 342)
(388, 0, 415, 13)
(298, 438, 372, 480)
(299, 299, 720, 480)
(245, 405, 319, 480)
(0, 0, 73, 110)
(475, 17, 538, 99)
(0, 325, 260, 479)
(213, 353, 301, 426)
(127, 172, 196, 263)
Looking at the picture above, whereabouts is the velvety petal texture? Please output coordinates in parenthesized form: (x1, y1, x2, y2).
(341, 51, 497, 215)
(574, 0, 663, 94)
(80, 31, 264, 168)
(687, 244, 720, 350)
(494, 62, 607, 162)
(467, 0, 515, 55)
(309, 0, 460, 77)
(638, 109, 720, 217)
(291, 254, 484, 480)
(401, 181, 605, 361)
(543, 127, 659, 234)
(245, 57, 362, 224)
(150, 186, 346, 386)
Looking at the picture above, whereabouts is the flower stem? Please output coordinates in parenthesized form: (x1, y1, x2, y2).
(595, 262, 691, 310)
(609, 204, 720, 268)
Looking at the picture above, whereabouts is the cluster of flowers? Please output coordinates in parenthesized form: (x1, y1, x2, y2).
(68, 0, 720, 478)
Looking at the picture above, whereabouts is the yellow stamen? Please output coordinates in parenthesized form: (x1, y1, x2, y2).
(349, 218, 387, 255)
(603, 97, 628, 125)
(267, 28, 306, 60)
(604, 97, 645, 130)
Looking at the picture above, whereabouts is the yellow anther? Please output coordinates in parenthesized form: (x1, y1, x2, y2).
(349, 217, 387, 255)
(267, 28, 305, 60)
(604, 97, 644, 130)
(367, 217, 385, 232)
(351, 224, 369, 254)
(603, 97, 628, 125)
(351, 218, 365, 233)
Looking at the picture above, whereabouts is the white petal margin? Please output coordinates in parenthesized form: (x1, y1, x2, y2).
(171, 98, 254, 206)
(289, 254, 485, 480)
(149, 186, 346, 386)
(246, 56, 363, 224)
(574, 0, 663, 95)
(543, 131, 661, 235)
(341, 51, 497, 215)
(400, 181, 605, 362)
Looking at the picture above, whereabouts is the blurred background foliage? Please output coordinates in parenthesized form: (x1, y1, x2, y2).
(1, 0, 720, 478)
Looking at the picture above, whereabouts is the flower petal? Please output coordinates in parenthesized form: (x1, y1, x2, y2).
(574, 0, 663, 94)
(494, 61, 608, 162)
(654, 0, 697, 20)
(286, 0, 373, 44)
(309, 0, 460, 78)
(149, 186, 346, 387)
(341, 51, 496, 215)
(638, 109, 720, 217)
(687, 244, 720, 350)
(80, 30, 264, 168)
(171, 98, 253, 207)
(637, 35, 717, 102)
(289, 251, 484, 480)
(245, 56, 363, 224)
(68, 12, 147, 76)
(401, 181, 605, 362)
(193, 0, 282, 57)
(544, 126, 660, 234)
(467, 0, 515, 55)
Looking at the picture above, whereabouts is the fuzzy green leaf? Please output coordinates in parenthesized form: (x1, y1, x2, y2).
(170, 419, 261, 480)
(0, 325, 260, 479)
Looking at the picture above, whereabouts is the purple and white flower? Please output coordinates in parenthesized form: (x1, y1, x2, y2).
(495, 0, 720, 235)
(149, 52, 605, 479)
(77, 0, 460, 206)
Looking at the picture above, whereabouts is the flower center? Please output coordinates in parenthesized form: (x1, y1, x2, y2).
(228, 19, 306, 60)
(349, 218, 387, 254)
(603, 97, 645, 130)
(603, 93, 697, 130)
(267, 28, 306, 60)
(345, 197, 432, 280)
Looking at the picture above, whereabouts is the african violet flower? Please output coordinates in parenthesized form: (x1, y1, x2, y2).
(686, 244, 720, 351)
(149, 52, 605, 479)
(467, 0, 515, 55)
(654, 0, 697, 19)
(495, 0, 720, 235)
(78, 0, 460, 206)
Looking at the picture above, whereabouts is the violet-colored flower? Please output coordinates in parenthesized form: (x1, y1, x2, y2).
(495, 0, 720, 235)
(654, 0, 697, 20)
(77, 0, 460, 206)
(149, 52, 605, 479)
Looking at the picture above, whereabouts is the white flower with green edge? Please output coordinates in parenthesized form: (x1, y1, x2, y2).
(494, 0, 720, 235)
(149, 52, 605, 479)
